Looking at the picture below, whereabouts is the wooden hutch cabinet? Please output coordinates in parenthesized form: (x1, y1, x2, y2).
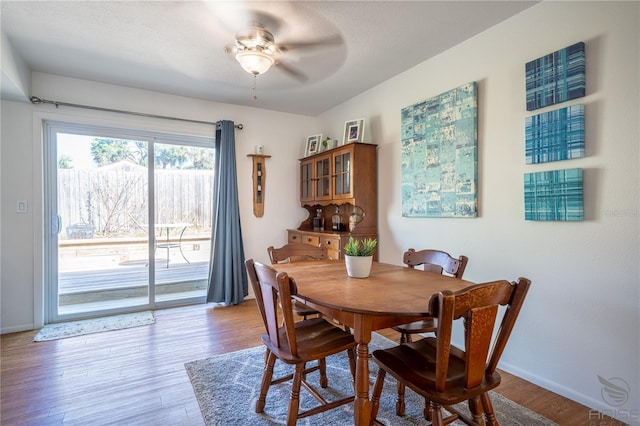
(289, 142, 377, 259)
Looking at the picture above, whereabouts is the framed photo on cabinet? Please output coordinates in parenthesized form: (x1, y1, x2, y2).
(305, 134, 322, 156)
(343, 118, 365, 144)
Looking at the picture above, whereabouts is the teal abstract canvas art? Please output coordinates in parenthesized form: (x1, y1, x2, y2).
(524, 168, 583, 221)
(525, 104, 585, 164)
(401, 82, 477, 218)
(525, 42, 585, 111)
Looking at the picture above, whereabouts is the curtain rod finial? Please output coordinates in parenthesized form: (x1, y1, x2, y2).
(235, 124, 244, 130)
(30, 96, 43, 104)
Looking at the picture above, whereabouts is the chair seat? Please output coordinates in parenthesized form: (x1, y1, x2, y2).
(372, 337, 502, 406)
(392, 318, 437, 334)
(262, 317, 355, 364)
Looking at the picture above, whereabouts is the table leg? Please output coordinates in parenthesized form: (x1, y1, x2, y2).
(353, 318, 372, 426)
(165, 227, 170, 268)
(177, 226, 190, 264)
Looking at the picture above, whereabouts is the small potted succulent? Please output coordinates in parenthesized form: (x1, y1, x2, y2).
(321, 136, 332, 151)
(344, 236, 377, 278)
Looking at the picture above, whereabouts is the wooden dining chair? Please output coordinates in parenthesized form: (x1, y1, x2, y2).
(391, 248, 469, 416)
(371, 277, 531, 425)
(394, 248, 469, 344)
(245, 259, 356, 426)
(268, 243, 329, 320)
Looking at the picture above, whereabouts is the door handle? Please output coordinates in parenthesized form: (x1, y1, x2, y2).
(53, 215, 62, 234)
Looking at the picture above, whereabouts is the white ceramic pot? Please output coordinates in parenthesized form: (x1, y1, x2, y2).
(345, 255, 373, 278)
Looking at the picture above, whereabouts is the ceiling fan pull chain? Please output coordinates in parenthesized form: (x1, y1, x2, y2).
(252, 74, 258, 101)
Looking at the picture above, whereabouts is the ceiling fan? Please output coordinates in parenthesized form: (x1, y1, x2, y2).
(223, 12, 345, 99)
(217, 2, 345, 99)
(226, 24, 277, 75)
(225, 23, 309, 82)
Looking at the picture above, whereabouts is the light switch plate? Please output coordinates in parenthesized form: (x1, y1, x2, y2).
(16, 200, 28, 213)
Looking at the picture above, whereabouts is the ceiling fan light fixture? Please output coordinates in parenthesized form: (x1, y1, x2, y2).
(235, 50, 275, 76)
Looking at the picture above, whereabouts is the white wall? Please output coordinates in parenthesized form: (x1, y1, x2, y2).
(1, 73, 317, 332)
(0, 101, 34, 332)
(318, 1, 639, 422)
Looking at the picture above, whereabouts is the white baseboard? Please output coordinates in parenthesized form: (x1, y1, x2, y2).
(499, 361, 639, 426)
(1, 323, 35, 335)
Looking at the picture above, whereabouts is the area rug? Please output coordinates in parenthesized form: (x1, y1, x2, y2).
(34, 311, 155, 341)
(185, 333, 557, 425)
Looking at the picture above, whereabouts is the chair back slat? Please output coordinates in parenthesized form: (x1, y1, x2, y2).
(403, 248, 468, 278)
(275, 272, 299, 356)
(246, 259, 301, 356)
(434, 290, 455, 393)
(245, 259, 270, 338)
(465, 305, 499, 388)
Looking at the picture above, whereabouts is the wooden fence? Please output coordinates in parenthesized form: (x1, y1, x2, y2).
(58, 166, 214, 239)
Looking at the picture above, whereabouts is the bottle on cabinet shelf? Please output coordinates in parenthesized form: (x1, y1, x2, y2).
(313, 208, 325, 231)
(332, 206, 344, 231)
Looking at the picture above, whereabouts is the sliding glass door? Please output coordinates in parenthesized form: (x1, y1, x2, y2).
(152, 140, 214, 305)
(44, 122, 214, 322)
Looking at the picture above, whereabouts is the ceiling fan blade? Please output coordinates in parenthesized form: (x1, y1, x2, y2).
(244, 11, 282, 35)
(278, 34, 344, 53)
(275, 61, 308, 82)
(208, 2, 283, 38)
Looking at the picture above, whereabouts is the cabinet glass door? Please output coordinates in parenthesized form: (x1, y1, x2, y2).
(333, 151, 351, 198)
(300, 160, 314, 202)
(315, 155, 332, 200)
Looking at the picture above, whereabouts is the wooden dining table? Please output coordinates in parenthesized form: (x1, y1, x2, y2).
(270, 259, 474, 426)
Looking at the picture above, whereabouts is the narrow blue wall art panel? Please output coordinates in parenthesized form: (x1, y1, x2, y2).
(525, 104, 585, 164)
(401, 82, 477, 218)
(524, 168, 583, 221)
(525, 42, 585, 111)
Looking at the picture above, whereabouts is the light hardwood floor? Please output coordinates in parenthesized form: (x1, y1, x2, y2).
(0, 302, 622, 425)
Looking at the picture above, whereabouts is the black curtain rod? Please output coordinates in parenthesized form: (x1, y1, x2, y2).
(29, 96, 244, 130)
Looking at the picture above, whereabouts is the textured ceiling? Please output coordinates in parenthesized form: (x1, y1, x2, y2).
(1, 1, 537, 116)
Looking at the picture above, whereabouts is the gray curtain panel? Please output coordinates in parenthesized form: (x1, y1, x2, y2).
(206, 120, 248, 304)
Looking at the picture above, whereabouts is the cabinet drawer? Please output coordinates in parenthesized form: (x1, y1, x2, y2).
(320, 237, 340, 250)
(301, 235, 320, 246)
(288, 231, 319, 246)
(288, 232, 301, 244)
(320, 236, 341, 259)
